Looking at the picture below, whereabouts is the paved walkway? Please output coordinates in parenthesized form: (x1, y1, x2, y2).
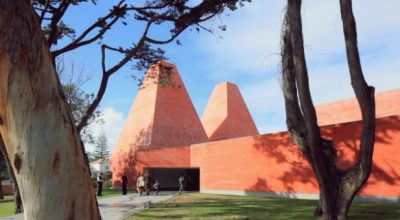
(0, 192, 174, 220)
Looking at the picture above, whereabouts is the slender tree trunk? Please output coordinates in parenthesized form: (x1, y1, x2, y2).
(281, 1, 375, 219)
(1, 136, 23, 212)
(14, 186, 23, 214)
(0, 175, 3, 200)
(0, 1, 100, 219)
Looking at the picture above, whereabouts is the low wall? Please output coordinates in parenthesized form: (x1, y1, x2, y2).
(1, 184, 13, 196)
(190, 115, 400, 201)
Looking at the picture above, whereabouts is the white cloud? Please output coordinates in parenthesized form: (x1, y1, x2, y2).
(240, 78, 286, 134)
(241, 78, 283, 115)
(194, 0, 400, 133)
(85, 107, 125, 153)
(301, 0, 400, 64)
(105, 98, 132, 107)
(195, 0, 285, 79)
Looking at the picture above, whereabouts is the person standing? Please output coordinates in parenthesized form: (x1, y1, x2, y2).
(178, 174, 184, 195)
(121, 174, 128, 195)
(97, 172, 103, 196)
(136, 173, 145, 196)
(136, 173, 141, 193)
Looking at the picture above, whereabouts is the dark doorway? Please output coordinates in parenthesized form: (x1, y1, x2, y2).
(144, 167, 200, 191)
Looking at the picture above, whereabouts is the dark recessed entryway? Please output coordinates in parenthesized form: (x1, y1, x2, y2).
(144, 167, 200, 191)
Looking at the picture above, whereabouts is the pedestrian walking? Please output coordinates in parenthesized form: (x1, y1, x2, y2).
(143, 171, 152, 195)
(122, 174, 128, 195)
(153, 180, 160, 195)
(178, 174, 184, 195)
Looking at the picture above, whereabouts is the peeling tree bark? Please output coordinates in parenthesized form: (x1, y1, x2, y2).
(0, 1, 100, 219)
(281, 1, 375, 219)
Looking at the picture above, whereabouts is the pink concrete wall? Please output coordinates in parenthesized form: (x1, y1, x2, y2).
(190, 132, 317, 194)
(190, 116, 400, 198)
(136, 146, 191, 174)
(128, 115, 400, 198)
(316, 89, 400, 126)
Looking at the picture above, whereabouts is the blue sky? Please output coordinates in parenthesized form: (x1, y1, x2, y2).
(57, 0, 400, 152)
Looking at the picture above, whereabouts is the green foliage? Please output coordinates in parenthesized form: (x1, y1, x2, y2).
(130, 42, 166, 73)
(97, 188, 126, 199)
(32, 0, 97, 45)
(61, 83, 102, 144)
(92, 133, 110, 161)
(56, 56, 103, 145)
(42, 21, 76, 44)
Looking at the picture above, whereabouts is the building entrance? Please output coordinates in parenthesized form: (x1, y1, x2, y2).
(144, 167, 200, 191)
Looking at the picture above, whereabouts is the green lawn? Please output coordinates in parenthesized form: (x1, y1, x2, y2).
(0, 188, 128, 218)
(98, 188, 137, 199)
(0, 196, 15, 218)
(127, 193, 400, 220)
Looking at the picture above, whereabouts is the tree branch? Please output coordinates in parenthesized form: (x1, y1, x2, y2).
(287, 0, 321, 143)
(76, 20, 152, 132)
(101, 45, 107, 75)
(125, 2, 169, 11)
(339, 0, 375, 181)
(39, 0, 51, 25)
(52, 0, 126, 57)
(47, 0, 71, 46)
(281, 10, 309, 157)
(106, 20, 152, 76)
(145, 27, 184, 44)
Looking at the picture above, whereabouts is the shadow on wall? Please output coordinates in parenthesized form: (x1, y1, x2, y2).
(244, 177, 305, 199)
(245, 116, 400, 198)
(250, 132, 317, 193)
(245, 177, 273, 192)
(112, 148, 137, 188)
(111, 126, 153, 188)
(323, 116, 400, 192)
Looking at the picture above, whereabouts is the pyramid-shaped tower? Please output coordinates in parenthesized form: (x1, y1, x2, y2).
(111, 61, 207, 186)
(201, 82, 259, 141)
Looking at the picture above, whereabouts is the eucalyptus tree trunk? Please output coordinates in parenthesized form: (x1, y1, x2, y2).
(0, 1, 100, 219)
(281, 0, 375, 219)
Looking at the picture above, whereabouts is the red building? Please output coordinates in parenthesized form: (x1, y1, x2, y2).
(111, 61, 400, 201)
